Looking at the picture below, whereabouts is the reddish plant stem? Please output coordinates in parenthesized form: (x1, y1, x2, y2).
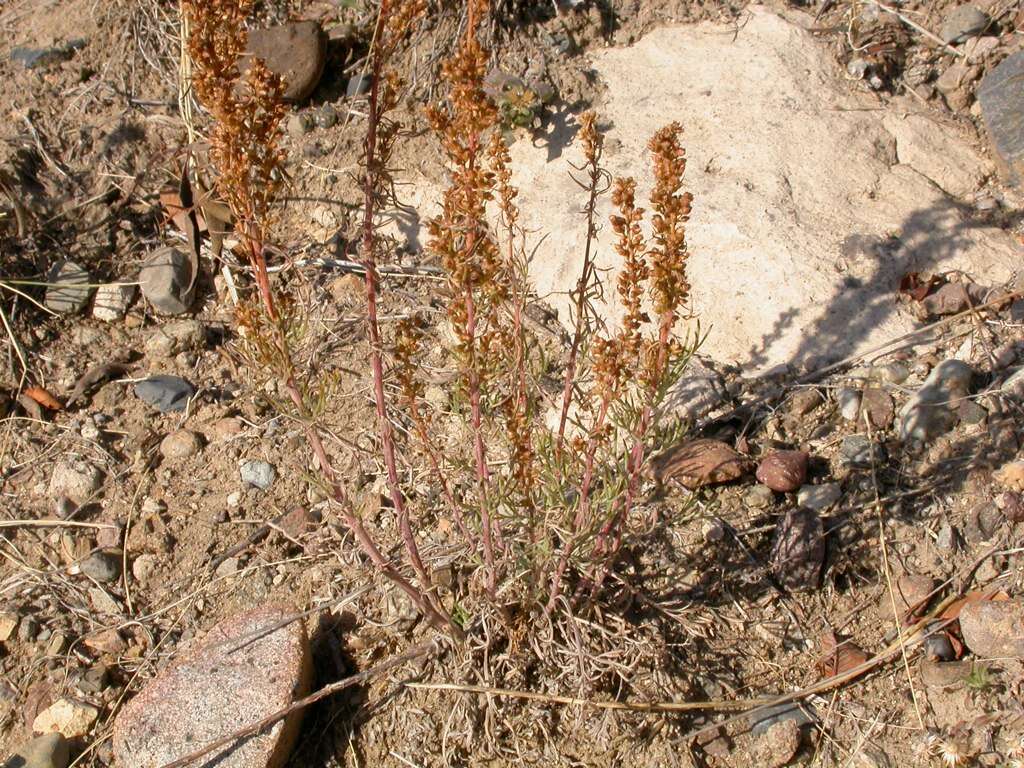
(358, 17, 436, 600)
(285, 381, 461, 638)
(462, 283, 497, 598)
(241, 222, 457, 636)
(407, 399, 471, 541)
(246, 226, 277, 323)
(555, 165, 602, 457)
(588, 313, 674, 595)
(545, 392, 611, 614)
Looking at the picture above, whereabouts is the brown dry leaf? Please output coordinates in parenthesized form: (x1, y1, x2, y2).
(160, 189, 207, 233)
(194, 180, 231, 260)
(940, 589, 1010, 622)
(899, 272, 942, 303)
(22, 385, 63, 411)
(818, 630, 869, 678)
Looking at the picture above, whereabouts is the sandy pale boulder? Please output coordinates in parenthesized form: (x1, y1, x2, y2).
(112, 604, 312, 768)
(490, 8, 1017, 373)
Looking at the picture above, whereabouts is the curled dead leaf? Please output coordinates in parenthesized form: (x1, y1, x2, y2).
(940, 589, 1010, 622)
(22, 385, 63, 411)
(818, 630, 869, 679)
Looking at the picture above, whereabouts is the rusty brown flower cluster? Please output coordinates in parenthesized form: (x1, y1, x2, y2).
(183, 1, 285, 235)
(647, 122, 692, 319)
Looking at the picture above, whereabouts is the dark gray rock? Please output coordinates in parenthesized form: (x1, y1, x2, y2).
(2, 733, 70, 768)
(77, 665, 110, 695)
(44, 260, 92, 314)
(966, 502, 1002, 543)
(139, 247, 195, 315)
(245, 21, 326, 102)
(749, 701, 819, 736)
(840, 434, 886, 469)
(939, 4, 989, 44)
(315, 104, 338, 129)
(922, 632, 957, 662)
(10, 39, 85, 69)
(78, 549, 122, 583)
(346, 74, 372, 98)
(979, 51, 1024, 184)
(957, 399, 988, 426)
(935, 522, 960, 552)
(134, 376, 196, 413)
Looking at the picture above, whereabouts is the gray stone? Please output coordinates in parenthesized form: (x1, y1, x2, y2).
(957, 399, 987, 426)
(10, 39, 85, 70)
(53, 497, 77, 519)
(44, 260, 92, 315)
(240, 460, 276, 490)
(77, 665, 110, 695)
(2, 733, 70, 768)
(939, 5, 989, 44)
(840, 435, 886, 469)
(797, 482, 842, 512)
(979, 51, 1024, 184)
(92, 283, 135, 322)
(935, 522, 960, 552)
(139, 247, 195, 315)
(78, 550, 122, 583)
(134, 376, 196, 413)
(287, 112, 314, 138)
(771, 507, 825, 591)
(661, 358, 727, 422)
(144, 319, 205, 359)
(48, 459, 103, 505)
(899, 359, 974, 443)
(244, 21, 326, 102)
(837, 387, 861, 421)
(346, 74, 372, 98)
(112, 604, 312, 768)
(315, 104, 338, 129)
(1000, 367, 1024, 400)
(871, 361, 910, 384)
(18, 615, 38, 643)
(745, 484, 775, 509)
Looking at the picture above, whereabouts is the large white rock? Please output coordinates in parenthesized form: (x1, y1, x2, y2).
(496, 7, 1019, 372)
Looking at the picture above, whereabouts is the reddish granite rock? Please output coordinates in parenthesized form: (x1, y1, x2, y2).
(112, 604, 312, 768)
